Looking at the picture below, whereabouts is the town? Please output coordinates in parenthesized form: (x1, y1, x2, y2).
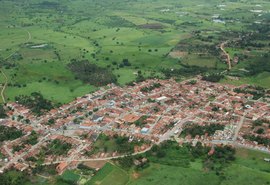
(0, 76, 270, 174)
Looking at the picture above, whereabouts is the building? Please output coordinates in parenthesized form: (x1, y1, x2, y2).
(56, 162, 68, 174)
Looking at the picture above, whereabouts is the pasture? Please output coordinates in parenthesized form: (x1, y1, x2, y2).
(0, 0, 269, 103)
(88, 148, 270, 185)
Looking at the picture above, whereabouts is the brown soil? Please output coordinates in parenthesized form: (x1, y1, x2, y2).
(132, 172, 140, 179)
(138, 23, 165, 29)
(83, 160, 107, 170)
(169, 51, 187, 58)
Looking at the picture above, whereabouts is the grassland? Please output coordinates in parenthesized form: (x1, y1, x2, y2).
(86, 163, 129, 185)
(88, 148, 270, 185)
(0, 0, 269, 104)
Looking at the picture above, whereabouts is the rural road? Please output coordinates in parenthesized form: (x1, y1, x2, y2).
(0, 28, 32, 103)
(42, 146, 153, 166)
(220, 41, 232, 70)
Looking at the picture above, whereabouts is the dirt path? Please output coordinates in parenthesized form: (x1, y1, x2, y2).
(220, 41, 232, 70)
(0, 28, 31, 103)
(41, 146, 153, 166)
(0, 66, 8, 103)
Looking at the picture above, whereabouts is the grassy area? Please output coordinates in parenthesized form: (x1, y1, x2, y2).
(87, 147, 270, 185)
(86, 163, 129, 185)
(221, 72, 270, 89)
(61, 170, 80, 183)
(129, 163, 220, 185)
(0, 0, 269, 103)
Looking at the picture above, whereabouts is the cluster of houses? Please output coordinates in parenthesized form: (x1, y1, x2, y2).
(0, 77, 270, 174)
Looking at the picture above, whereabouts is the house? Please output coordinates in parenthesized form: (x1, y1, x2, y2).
(141, 127, 149, 134)
(14, 162, 28, 171)
(92, 115, 104, 122)
(56, 162, 68, 174)
(122, 114, 140, 123)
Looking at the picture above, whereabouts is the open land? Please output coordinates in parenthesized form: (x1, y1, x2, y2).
(0, 0, 269, 104)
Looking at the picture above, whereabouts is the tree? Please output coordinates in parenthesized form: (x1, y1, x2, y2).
(0, 104, 7, 118)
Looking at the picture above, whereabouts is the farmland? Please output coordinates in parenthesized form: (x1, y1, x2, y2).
(0, 0, 269, 104)
(87, 148, 270, 185)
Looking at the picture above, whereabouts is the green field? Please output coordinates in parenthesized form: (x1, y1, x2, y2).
(88, 148, 270, 185)
(86, 163, 129, 185)
(0, 0, 269, 104)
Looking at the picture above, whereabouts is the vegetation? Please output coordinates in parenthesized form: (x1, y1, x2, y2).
(0, 170, 28, 185)
(3, 141, 270, 185)
(234, 86, 266, 100)
(15, 92, 54, 115)
(134, 115, 148, 128)
(44, 139, 72, 156)
(0, 125, 24, 142)
(202, 73, 224, 82)
(68, 60, 117, 86)
(0, 0, 269, 104)
(181, 124, 225, 138)
(93, 134, 145, 154)
(89, 141, 268, 185)
(243, 135, 270, 147)
(24, 131, 39, 145)
(140, 83, 161, 93)
(86, 163, 128, 185)
(0, 104, 7, 118)
(58, 170, 80, 185)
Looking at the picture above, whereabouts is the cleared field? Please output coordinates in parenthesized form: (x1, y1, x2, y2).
(86, 163, 129, 185)
(221, 72, 270, 89)
(129, 163, 220, 185)
(61, 170, 80, 183)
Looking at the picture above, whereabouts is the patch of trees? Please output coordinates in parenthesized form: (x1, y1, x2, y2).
(0, 125, 24, 142)
(243, 135, 270, 147)
(114, 135, 136, 153)
(31, 164, 57, 176)
(234, 86, 266, 100)
(204, 145, 235, 173)
(181, 124, 225, 138)
(24, 131, 39, 145)
(145, 141, 191, 167)
(116, 155, 149, 170)
(105, 16, 135, 28)
(12, 145, 24, 153)
(162, 65, 209, 78)
(0, 104, 7, 118)
(94, 134, 145, 154)
(252, 119, 270, 128)
(44, 139, 72, 156)
(140, 83, 161, 93)
(115, 140, 236, 176)
(202, 73, 224, 82)
(134, 115, 148, 128)
(246, 57, 270, 76)
(68, 60, 117, 86)
(0, 170, 28, 185)
(119, 59, 131, 68)
(15, 92, 54, 115)
(116, 155, 134, 169)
